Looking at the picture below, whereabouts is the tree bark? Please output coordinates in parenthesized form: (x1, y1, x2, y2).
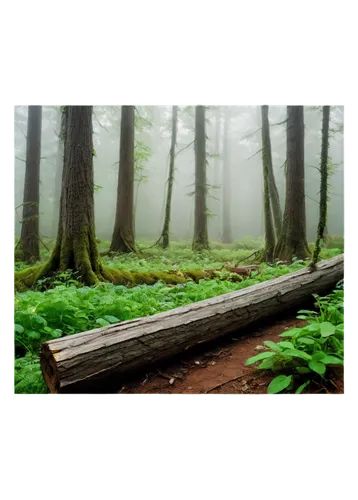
(221, 106, 232, 243)
(212, 107, 222, 240)
(192, 105, 209, 250)
(261, 105, 282, 239)
(40, 254, 344, 393)
(24, 106, 110, 286)
(275, 106, 310, 261)
(159, 106, 178, 248)
(312, 106, 330, 266)
(51, 107, 65, 237)
(19, 106, 42, 263)
(110, 105, 136, 253)
(261, 106, 275, 261)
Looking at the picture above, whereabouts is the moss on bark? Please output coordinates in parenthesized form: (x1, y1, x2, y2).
(15, 264, 256, 292)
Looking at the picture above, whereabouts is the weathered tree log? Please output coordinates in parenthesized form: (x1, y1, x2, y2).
(40, 254, 343, 393)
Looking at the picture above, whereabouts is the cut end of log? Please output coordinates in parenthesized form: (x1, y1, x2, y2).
(40, 344, 60, 393)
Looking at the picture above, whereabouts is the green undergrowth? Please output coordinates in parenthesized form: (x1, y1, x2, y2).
(15, 237, 343, 274)
(246, 281, 344, 394)
(15, 259, 310, 394)
(14, 238, 343, 394)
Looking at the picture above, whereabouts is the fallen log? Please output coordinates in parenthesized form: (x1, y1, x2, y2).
(40, 254, 344, 393)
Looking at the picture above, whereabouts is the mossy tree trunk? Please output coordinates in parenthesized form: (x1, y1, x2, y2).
(192, 105, 210, 251)
(261, 105, 282, 240)
(274, 106, 310, 261)
(311, 106, 330, 266)
(18, 106, 42, 263)
(159, 105, 178, 248)
(261, 106, 275, 261)
(17, 106, 111, 288)
(110, 105, 136, 253)
(221, 106, 232, 243)
(51, 107, 65, 237)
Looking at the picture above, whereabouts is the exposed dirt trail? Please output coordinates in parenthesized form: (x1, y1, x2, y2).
(118, 315, 343, 394)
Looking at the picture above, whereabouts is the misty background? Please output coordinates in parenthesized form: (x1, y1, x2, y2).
(14, 105, 344, 243)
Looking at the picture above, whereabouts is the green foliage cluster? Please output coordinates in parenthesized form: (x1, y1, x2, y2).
(245, 281, 344, 394)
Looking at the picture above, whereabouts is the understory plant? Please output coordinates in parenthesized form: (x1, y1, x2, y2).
(245, 281, 344, 394)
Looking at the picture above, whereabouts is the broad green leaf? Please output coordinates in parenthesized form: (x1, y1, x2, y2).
(296, 337, 316, 345)
(96, 318, 110, 327)
(51, 329, 63, 339)
(15, 324, 24, 334)
(320, 322, 336, 337)
(27, 330, 41, 340)
(103, 315, 120, 324)
(277, 341, 295, 349)
(32, 315, 47, 327)
(305, 323, 321, 333)
(296, 380, 311, 394)
(281, 349, 312, 361)
(297, 310, 318, 315)
(295, 366, 312, 374)
(279, 328, 302, 338)
(245, 351, 276, 366)
(267, 375, 293, 394)
(257, 357, 277, 369)
(308, 360, 326, 375)
(321, 355, 343, 366)
(311, 351, 326, 362)
(263, 340, 281, 352)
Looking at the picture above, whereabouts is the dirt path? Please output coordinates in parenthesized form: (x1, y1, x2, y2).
(118, 316, 343, 394)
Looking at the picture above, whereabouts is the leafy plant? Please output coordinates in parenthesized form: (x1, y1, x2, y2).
(245, 284, 344, 394)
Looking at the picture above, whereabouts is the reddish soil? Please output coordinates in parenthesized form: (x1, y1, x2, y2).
(118, 316, 344, 395)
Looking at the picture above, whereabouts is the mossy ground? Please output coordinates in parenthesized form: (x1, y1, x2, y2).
(15, 236, 343, 290)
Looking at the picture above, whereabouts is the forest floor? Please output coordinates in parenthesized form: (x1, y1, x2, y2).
(119, 315, 344, 395)
(14, 237, 344, 394)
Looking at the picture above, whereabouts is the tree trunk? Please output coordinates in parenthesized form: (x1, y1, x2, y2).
(261, 105, 282, 239)
(110, 105, 136, 253)
(221, 106, 232, 243)
(192, 105, 209, 251)
(51, 107, 65, 237)
(312, 106, 330, 266)
(159, 106, 178, 248)
(212, 107, 222, 240)
(18, 106, 42, 263)
(274, 106, 310, 261)
(261, 106, 275, 261)
(31, 106, 109, 285)
(40, 254, 344, 393)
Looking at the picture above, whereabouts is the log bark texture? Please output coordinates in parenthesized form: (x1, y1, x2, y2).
(40, 254, 343, 393)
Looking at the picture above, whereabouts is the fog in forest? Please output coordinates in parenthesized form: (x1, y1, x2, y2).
(14, 105, 344, 244)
